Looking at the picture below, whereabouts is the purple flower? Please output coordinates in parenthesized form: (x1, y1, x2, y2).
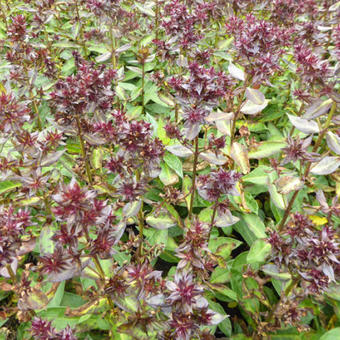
(166, 271, 203, 311)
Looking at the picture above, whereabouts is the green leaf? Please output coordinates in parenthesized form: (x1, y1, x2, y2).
(267, 177, 286, 210)
(0, 181, 22, 194)
(157, 118, 171, 145)
(249, 141, 286, 159)
(208, 300, 231, 337)
(135, 2, 155, 16)
(209, 237, 243, 259)
(39, 226, 55, 255)
(211, 267, 231, 284)
(262, 264, 291, 281)
(145, 211, 177, 229)
(320, 328, 340, 340)
(144, 228, 168, 246)
(233, 213, 266, 245)
(326, 131, 340, 155)
(90, 147, 103, 169)
(247, 239, 271, 265)
(230, 142, 250, 174)
(48, 282, 65, 308)
(159, 162, 178, 186)
(164, 152, 183, 178)
(182, 176, 192, 210)
(242, 166, 273, 186)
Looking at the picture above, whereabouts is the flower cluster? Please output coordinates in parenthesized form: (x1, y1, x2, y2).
(0, 206, 31, 268)
(94, 110, 164, 177)
(39, 179, 118, 280)
(168, 62, 231, 139)
(51, 52, 116, 119)
(0, 93, 30, 134)
(226, 14, 293, 81)
(268, 214, 340, 294)
(197, 169, 242, 201)
(165, 270, 224, 339)
(281, 136, 318, 165)
(294, 44, 331, 85)
(31, 317, 76, 340)
(176, 219, 212, 271)
(161, 0, 213, 48)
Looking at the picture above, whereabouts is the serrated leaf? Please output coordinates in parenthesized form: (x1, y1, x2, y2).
(310, 156, 340, 175)
(267, 177, 286, 210)
(144, 228, 168, 246)
(135, 2, 155, 16)
(228, 62, 245, 81)
(206, 111, 233, 122)
(90, 148, 103, 169)
(320, 328, 340, 340)
(41, 150, 65, 167)
(242, 166, 274, 186)
(182, 176, 192, 210)
(309, 215, 328, 226)
(233, 213, 267, 245)
(215, 212, 240, 227)
(287, 114, 319, 134)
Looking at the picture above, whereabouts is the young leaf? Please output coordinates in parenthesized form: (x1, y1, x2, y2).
(286, 114, 319, 134)
(275, 175, 304, 195)
(326, 131, 340, 155)
(230, 142, 250, 174)
(303, 98, 333, 119)
(241, 99, 269, 115)
(245, 88, 265, 105)
(146, 211, 177, 229)
(228, 62, 245, 81)
(166, 144, 193, 158)
(310, 156, 340, 175)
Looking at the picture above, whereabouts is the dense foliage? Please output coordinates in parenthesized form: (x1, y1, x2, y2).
(0, 0, 339, 339)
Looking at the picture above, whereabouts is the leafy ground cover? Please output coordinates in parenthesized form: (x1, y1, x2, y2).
(0, 0, 339, 339)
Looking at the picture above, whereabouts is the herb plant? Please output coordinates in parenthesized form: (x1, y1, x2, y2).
(0, 0, 339, 339)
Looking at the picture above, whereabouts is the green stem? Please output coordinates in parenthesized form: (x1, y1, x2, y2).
(210, 203, 218, 228)
(136, 170, 144, 259)
(6, 264, 16, 283)
(155, 0, 160, 40)
(188, 136, 199, 219)
(75, 115, 93, 185)
(230, 80, 249, 147)
(109, 25, 116, 69)
(141, 62, 145, 114)
(74, 0, 87, 55)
